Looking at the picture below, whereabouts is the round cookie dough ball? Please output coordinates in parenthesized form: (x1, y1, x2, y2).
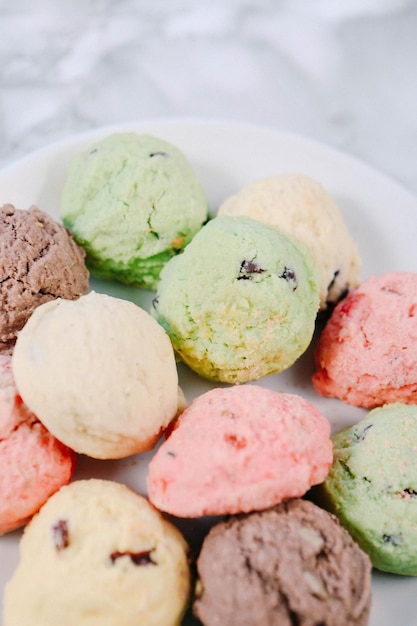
(0, 354, 76, 535)
(313, 272, 417, 408)
(217, 173, 361, 310)
(12, 292, 179, 459)
(3, 479, 191, 626)
(193, 499, 372, 626)
(61, 132, 209, 290)
(315, 403, 417, 575)
(152, 215, 320, 384)
(148, 385, 333, 517)
(0, 203, 89, 352)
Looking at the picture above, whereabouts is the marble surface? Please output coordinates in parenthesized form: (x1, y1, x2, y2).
(1, 4, 417, 625)
(1, 0, 417, 197)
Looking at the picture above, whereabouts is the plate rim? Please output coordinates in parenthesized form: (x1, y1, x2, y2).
(1, 115, 416, 205)
(1, 115, 417, 626)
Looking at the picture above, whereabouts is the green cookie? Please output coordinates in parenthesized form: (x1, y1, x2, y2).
(316, 403, 417, 575)
(152, 215, 320, 383)
(61, 133, 208, 290)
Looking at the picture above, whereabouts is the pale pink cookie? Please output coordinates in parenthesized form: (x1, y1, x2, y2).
(0, 354, 76, 534)
(313, 272, 417, 409)
(147, 385, 332, 517)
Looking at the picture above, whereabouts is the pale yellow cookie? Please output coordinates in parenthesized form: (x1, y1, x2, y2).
(3, 479, 190, 626)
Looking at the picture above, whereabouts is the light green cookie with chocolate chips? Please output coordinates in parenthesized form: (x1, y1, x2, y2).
(152, 215, 320, 383)
(61, 133, 208, 290)
(315, 403, 417, 575)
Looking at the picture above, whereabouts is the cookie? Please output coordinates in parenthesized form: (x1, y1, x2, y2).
(0, 204, 88, 352)
(152, 215, 320, 383)
(12, 292, 179, 459)
(3, 479, 191, 625)
(61, 132, 208, 290)
(314, 403, 417, 575)
(0, 354, 75, 534)
(313, 272, 417, 408)
(147, 385, 333, 517)
(193, 499, 372, 626)
(218, 173, 360, 310)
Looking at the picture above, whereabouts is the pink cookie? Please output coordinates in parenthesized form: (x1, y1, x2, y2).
(313, 272, 417, 408)
(0, 354, 76, 534)
(147, 385, 332, 517)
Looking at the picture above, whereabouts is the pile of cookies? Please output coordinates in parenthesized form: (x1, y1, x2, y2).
(2, 132, 417, 625)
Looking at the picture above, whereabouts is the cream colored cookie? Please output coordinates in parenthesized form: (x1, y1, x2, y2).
(218, 173, 361, 309)
(12, 292, 179, 459)
(3, 479, 190, 626)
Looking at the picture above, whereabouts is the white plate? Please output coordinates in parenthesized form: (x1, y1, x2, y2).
(1, 118, 417, 625)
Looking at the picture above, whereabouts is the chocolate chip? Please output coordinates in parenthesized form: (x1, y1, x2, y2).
(353, 424, 373, 442)
(52, 519, 69, 551)
(330, 287, 348, 306)
(279, 266, 298, 291)
(327, 270, 340, 291)
(237, 259, 265, 280)
(382, 534, 403, 546)
(110, 549, 156, 566)
(399, 487, 417, 497)
(338, 459, 355, 479)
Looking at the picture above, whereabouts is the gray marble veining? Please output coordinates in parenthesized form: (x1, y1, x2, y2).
(0, 0, 416, 194)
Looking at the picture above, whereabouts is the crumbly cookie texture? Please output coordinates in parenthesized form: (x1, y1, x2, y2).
(218, 173, 361, 310)
(12, 292, 179, 459)
(194, 499, 372, 626)
(148, 385, 333, 517)
(61, 132, 208, 290)
(0, 353, 75, 535)
(315, 403, 417, 575)
(313, 271, 417, 408)
(153, 215, 320, 383)
(0, 203, 89, 351)
(3, 479, 191, 626)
